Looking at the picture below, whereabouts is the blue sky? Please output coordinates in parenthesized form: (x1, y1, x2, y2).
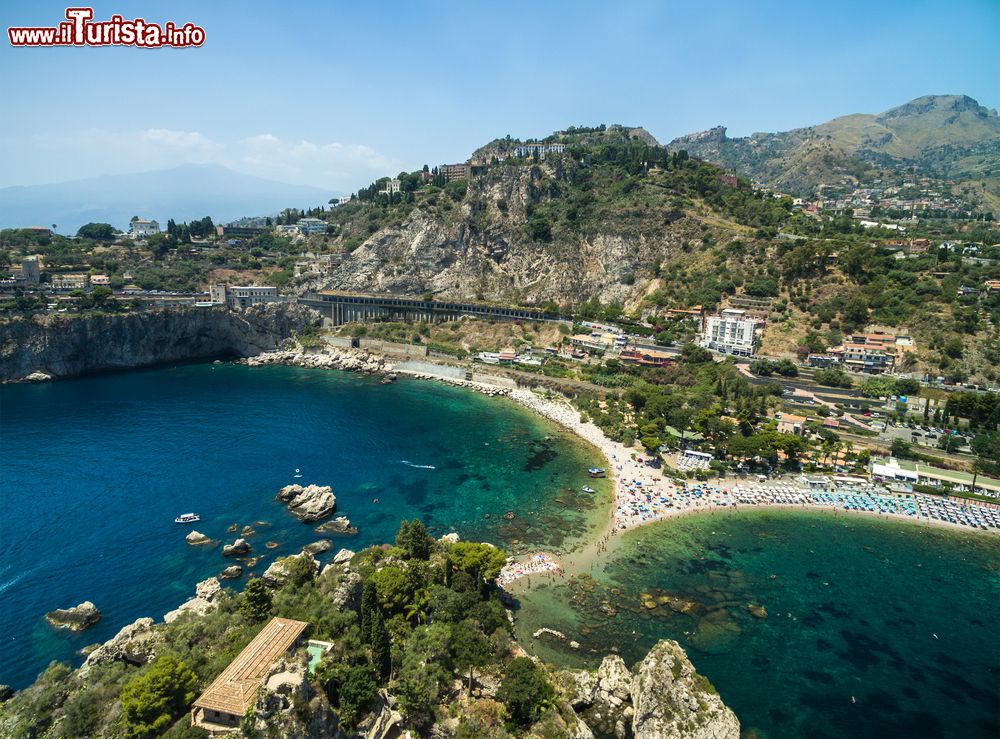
(1, 0, 997, 192)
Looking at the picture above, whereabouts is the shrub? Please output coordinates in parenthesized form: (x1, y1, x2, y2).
(118, 656, 197, 738)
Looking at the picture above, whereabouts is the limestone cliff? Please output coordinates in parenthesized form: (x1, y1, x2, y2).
(306, 156, 703, 309)
(564, 639, 740, 739)
(0, 302, 319, 382)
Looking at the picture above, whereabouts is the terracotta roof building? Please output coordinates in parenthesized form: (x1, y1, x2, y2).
(192, 617, 309, 734)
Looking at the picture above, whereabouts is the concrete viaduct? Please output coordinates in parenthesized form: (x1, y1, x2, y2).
(298, 291, 563, 326)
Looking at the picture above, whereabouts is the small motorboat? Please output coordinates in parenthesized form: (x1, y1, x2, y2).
(293, 468, 303, 478)
(175, 513, 200, 524)
(588, 468, 607, 478)
(581, 486, 596, 494)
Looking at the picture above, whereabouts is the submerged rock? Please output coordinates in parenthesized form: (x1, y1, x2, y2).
(746, 603, 768, 619)
(45, 601, 101, 632)
(277, 483, 336, 522)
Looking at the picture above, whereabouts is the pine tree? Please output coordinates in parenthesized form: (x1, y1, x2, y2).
(371, 608, 391, 683)
(360, 581, 377, 643)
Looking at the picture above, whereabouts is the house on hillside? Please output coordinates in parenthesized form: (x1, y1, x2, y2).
(191, 617, 309, 734)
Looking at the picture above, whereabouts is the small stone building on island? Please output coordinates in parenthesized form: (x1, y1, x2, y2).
(191, 617, 309, 734)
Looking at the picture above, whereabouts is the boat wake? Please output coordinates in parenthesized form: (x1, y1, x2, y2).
(400, 460, 436, 470)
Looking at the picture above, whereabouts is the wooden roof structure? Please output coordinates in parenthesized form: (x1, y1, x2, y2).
(193, 617, 309, 716)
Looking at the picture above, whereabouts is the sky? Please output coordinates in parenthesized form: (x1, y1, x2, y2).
(1, 0, 997, 194)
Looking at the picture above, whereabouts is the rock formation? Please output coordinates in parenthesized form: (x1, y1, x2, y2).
(315, 515, 356, 535)
(81, 617, 157, 673)
(44, 601, 101, 632)
(631, 640, 740, 739)
(276, 484, 336, 522)
(185, 530, 211, 545)
(223, 538, 251, 557)
(303, 539, 332, 555)
(163, 577, 224, 624)
(219, 565, 243, 580)
(262, 552, 320, 588)
(565, 639, 739, 739)
(0, 302, 319, 383)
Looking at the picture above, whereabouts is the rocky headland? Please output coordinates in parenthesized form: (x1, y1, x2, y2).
(0, 302, 319, 383)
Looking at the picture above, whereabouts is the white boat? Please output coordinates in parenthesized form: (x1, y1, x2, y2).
(581, 486, 596, 494)
(293, 468, 303, 478)
(174, 513, 200, 524)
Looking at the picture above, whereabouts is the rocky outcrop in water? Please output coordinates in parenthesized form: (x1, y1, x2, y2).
(223, 538, 251, 557)
(44, 602, 101, 632)
(276, 483, 336, 522)
(185, 530, 211, 545)
(565, 639, 739, 739)
(0, 302, 319, 382)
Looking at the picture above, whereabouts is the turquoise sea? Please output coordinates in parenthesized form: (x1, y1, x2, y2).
(515, 509, 1000, 739)
(0, 363, 609, 690)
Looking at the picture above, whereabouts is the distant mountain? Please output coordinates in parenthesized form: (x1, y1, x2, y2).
(667, 94, 1000, 205)
(0, 164, 336, 233)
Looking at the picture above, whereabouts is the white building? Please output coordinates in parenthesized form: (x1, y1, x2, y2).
(296, 218, 328, 235)
(378, 178, 401, 196)
(701, 308, 761, 356)
(130, 219, 160, 239)
(210, 283, 278, 309)
(514, 143, 566, 158)
(226, 285, 278, 310)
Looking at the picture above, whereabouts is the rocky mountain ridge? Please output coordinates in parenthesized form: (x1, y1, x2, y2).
(666, 94, 1000, 198)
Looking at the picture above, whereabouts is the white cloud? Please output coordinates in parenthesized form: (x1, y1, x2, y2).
(0, 129, 401, 192)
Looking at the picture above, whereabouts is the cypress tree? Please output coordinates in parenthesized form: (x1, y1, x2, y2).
(360, 581, 377, 643)
(371, 608, 391, 683)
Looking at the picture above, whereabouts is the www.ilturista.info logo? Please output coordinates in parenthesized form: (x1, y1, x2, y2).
(7, 7, 205, 48)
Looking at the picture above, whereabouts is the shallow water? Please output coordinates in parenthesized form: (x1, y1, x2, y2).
(515, 509, 1000, 739)
(0, 363, 610, 689)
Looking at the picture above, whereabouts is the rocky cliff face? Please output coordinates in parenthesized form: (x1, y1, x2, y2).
(0, 302, 319, 382)
(306, 159, 693, 308)
(564, 639, 740, 739)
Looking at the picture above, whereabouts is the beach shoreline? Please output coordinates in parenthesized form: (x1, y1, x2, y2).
(239, 347, 1000, 589)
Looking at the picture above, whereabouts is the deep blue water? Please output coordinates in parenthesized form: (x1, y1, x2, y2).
(516, 510, 1000, 739)
(0, 363, 607, 689)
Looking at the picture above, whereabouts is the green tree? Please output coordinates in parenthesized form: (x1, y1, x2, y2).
(240, 578, 272, 624)
(449, 542, 507, 585)
(76, 222, 117, 240)
(452, 619, 492, 696)
(360, 580, 378, 643)
(118, 655, 197, 738)
(371, 608, 391, 683)
(395, 519, 433, 560)
(315, 661, 378, 725)
(496, 657, 553, 727)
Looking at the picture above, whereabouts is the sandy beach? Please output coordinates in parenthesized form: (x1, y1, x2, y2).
(496, 386, 1000, 586)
